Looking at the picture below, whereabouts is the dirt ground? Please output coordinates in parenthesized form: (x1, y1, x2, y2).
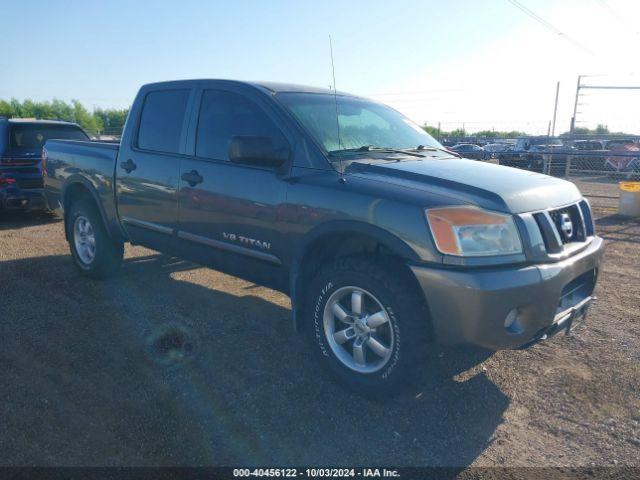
(0, 181, 638, 468)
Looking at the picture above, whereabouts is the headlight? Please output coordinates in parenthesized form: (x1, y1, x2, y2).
(425, 206, 522, 256)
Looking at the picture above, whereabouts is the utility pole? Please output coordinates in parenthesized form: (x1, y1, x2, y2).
(570, 75, 582, 134)
(551, 81, 560, 137)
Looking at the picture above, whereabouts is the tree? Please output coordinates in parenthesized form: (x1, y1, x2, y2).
(0, 98, 129, 136)
(423, 125, 441, 138)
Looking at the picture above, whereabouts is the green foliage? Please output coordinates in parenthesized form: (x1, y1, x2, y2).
(0, 98, 129, 136)
(558, 124, 634, 137)
(423, 125, 440, 137)
(423, 124, 526, 139)
(93, 107, 129, 135)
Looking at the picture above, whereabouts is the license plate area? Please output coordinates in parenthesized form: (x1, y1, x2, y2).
(554, 296, 592, 335)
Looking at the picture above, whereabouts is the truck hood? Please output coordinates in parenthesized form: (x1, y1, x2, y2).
(347, 157, 582, 213)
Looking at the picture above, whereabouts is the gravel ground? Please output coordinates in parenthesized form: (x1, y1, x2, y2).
(0, 191, 638, 468)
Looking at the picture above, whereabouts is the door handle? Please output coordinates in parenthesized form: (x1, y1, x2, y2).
(181, 169, 203, 187)
(120, 159, 137, 173)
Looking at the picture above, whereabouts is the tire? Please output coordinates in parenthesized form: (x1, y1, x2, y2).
(304, 255, 431, 397)
(66, 199, 123, 278)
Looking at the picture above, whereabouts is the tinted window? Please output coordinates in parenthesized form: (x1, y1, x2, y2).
(10, 124, 88, 149)
(137, 89, 190, 153)
(195, 90, 286, 161)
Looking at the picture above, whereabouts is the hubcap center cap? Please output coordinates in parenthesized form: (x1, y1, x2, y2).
(354, 317, 370, 335)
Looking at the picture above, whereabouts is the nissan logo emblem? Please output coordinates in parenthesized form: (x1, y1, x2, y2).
(560, 213, 573, 239)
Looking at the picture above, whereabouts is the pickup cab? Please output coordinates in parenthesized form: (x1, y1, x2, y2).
(43, 80, 604, 395)
(0, 118, 89, 212)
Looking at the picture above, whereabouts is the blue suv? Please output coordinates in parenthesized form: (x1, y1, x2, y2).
(0, 118, 89, 212)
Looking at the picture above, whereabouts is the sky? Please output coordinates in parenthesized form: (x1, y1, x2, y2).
(2, 0, 640, 135)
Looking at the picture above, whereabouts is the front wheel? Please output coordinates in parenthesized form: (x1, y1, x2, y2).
(66, 199, 123, 278)
(305, 256, 431, 397)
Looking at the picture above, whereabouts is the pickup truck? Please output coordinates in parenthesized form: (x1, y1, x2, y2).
(0, 118, 88, 212)
(43, 80, 604, 395)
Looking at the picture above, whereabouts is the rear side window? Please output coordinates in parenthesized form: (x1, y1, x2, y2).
(9, 124, 88, 149)
(195, 90, 286, 161)
(137, 89, 190, 154)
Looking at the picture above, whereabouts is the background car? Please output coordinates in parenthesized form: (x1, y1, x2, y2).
(0, 117, 89, 212)
(449, 143, 489, 160)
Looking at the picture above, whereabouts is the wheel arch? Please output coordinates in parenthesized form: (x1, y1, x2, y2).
(62, 176, 120, 242)
(289, 221, 424, 332)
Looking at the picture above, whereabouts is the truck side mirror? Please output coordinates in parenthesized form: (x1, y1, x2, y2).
(228, 136, 289, 168)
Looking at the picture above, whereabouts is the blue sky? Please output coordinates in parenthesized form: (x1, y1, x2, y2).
(2, 0, 639, 133)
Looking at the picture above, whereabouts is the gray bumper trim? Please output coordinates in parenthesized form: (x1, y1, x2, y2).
(409, 236, 605, 350)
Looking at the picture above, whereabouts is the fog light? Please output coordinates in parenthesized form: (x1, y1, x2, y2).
(504, 309, 518, 328)
(504, 308, 523, 335)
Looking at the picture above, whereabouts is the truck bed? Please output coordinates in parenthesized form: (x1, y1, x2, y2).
(43, 139, 122, 236)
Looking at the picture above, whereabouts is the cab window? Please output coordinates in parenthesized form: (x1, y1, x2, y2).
(137, 89, 190, 154)
(195, 90, 286, 161)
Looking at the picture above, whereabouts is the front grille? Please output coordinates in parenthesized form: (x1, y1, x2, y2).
(548, 204, 585, 244)
(533, 200, 592, 253)
(15, 178, 44, 190)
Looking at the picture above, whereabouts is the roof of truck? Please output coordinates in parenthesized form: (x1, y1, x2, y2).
(142, 79, 356, 97)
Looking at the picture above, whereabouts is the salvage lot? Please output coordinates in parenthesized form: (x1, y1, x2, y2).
(1, 180, 639, 467)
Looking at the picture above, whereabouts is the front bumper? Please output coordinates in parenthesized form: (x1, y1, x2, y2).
(0, 187, 47, 211)
(409, 236, 605, 350)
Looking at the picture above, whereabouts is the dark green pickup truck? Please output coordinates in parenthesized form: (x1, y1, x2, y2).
(43, 80, 604, 395)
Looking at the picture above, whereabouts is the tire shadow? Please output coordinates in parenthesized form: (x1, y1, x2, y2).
(0, 253, 508, 468)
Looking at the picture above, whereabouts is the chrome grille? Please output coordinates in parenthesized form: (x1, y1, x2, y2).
(548, 204, 585, 244)
(533, 200, 592, 253)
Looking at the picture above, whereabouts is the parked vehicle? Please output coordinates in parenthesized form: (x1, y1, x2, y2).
(483, 143, 513, 159)
(603, 139, 636, 150)
(0, 118, 88, 212)
(43, 80, 604, 395)
(498, 136, 568, 175)
(573, 140, 605, 151)
(449, 143, 489, 160)
(605, 143, 640, 178)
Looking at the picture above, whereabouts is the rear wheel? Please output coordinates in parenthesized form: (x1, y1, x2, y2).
(66, 199, 123, 278)
(304, 256, 431, 397)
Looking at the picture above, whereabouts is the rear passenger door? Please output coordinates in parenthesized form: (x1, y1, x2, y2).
(116, 87, 194, 249)
(176, 87, 290, 289)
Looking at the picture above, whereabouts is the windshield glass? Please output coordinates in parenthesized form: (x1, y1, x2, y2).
(9, 124, 89, 149)
(277, 93, 442, 154)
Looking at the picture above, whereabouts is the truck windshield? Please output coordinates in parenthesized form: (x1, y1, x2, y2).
(277, 93, 442, 155)
(9, 124, 89, 149)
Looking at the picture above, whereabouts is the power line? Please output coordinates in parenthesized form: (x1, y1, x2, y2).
(596, 0, 640, 35)
(506, 0, 595, 55)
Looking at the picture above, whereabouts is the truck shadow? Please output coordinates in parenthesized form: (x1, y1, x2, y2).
(595, 214, 640, 245)
(0, 253, 507, 468)
(0, 210, 61, 231)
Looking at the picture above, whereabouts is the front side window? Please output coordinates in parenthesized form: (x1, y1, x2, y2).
(137, 89, 190, 154)
(195, 90, 286, 161)
(276, 93, 442, 154)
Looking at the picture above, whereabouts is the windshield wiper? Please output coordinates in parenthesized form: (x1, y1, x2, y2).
(328, 145, 426, 158)
(413, 144, 460, 157)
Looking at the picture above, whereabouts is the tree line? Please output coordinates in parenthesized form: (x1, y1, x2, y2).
(1, 99, 630, 140)
(0, 99, 129, 136)
(422, 125, 527, 139)
(423, 123, 631, 139)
